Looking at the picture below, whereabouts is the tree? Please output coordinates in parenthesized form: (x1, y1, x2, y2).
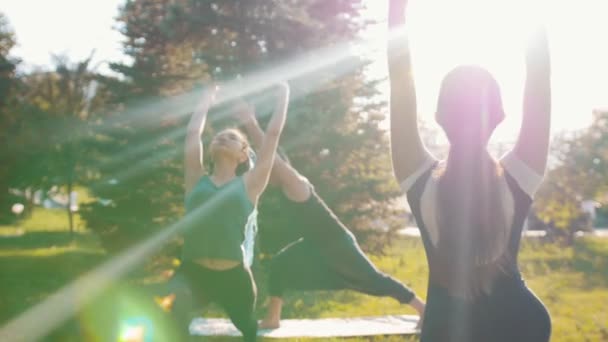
(0, 13, 21, 222)
(0, 13, 17, 105)
(13, 55, 102, 234)
(534, 109, 608, 243)
(81, 0, 402, 261)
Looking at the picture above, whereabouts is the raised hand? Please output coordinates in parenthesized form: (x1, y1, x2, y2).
(232, 100, 256, 126)
(388, 0, 409, 27)
(243, 80, 290, 204)
(387, 0, 431, 183)
(275, 81, 290, 104)
(195, 84, 219, 112)
(525, 26, 550, 70)
(276, 81, 290, 92)
(512, 25, 551, 175)
(185, 84, 218, 195)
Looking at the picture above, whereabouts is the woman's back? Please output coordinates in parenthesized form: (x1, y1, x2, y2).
(404, 153, 551, 341)
(386, 0, 552, 339)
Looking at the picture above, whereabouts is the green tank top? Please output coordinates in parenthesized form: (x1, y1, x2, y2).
(181, 176, 256, 264)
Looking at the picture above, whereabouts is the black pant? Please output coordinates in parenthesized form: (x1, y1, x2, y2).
(168, 262, 258, 342)
(421, 280, 551, 342)
(269, 238, 415, 304)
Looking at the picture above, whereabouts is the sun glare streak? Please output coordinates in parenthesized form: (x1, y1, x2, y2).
(372, 0, 607, 141)
(0, 33, 380, 341)
(46, 34, 367, 174)
(9, 0, 605, 335)
(0, 180, 245, 341)
(406, 0, 536, 144)
(86, 44, 373, 190)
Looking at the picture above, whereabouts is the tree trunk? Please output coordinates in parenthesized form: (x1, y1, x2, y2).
(67, 178, 74, 237)
(66, 143, 75, 237)
(0, 178, 8, 222)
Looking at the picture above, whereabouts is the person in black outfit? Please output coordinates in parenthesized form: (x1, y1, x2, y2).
(387, 0, 552, 341)
(235, 107, 425, 330)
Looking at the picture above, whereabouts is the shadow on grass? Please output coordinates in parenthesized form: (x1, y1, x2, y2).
(0, 235, 424, 341)
(46, 282, 413, 342)
(0, 231, 95, 251)
(520, 237, 608, 290)
(0, 251, 104, 324)
(0, 219, 422, 341)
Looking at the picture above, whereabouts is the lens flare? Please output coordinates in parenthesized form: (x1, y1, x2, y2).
(118, 317, 152, 342)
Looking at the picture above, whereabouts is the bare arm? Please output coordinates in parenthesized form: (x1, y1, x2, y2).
(243, 82, 290, 203)
(237, 103, 310, 199)
(235, 104, 264, 149)
(184, 87, 217, 196)
(511, 27, 551, 174)
(388, 0, 431, 183)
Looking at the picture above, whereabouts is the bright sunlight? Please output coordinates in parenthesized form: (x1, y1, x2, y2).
(367, 0, 608, 143)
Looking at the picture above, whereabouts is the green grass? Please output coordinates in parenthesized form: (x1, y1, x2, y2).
(1, 208, 607, 341)
(519, 238, 608, 342)
(0, 208, 104, 327)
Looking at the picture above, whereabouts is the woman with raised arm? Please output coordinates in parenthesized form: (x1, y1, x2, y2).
(235, 108, 425, 330)
(388, 0, 551, 341)
(168, 82, 289, 342)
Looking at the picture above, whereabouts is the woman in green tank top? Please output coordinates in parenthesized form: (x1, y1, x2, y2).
(167, 82, 290, 342)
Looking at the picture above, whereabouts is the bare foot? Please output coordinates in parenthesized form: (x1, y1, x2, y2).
(258, 319, 280, 330)
(408, 296, 425, 330)
(414, 306, 425, 331)
(415, 316, 424, 331)
(259, 296, 283, 330)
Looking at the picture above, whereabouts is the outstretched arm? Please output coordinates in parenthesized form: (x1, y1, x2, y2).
(388, 0, 431, 183)
(236, 103, 311, 202)
(236, 103, 298, 184)
(184, 86, 217, 196)
(243, 82, 290, 203)
(234, 103, 264, 151)
(510, 27, 551, 174)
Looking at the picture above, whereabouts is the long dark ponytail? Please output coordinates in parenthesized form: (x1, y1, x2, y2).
(435, 158, 510, 298)
(434, 66, 511, 298)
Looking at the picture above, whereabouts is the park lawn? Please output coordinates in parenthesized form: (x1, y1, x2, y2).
(1, 208, 607, 341)
(0, 208, 104, 325)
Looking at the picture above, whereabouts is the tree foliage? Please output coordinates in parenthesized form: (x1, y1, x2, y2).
(0, 13, 23, 221)
(534, 110, 608, 242)
(1, 51, 103, 230)
(78, 0, 402, 259)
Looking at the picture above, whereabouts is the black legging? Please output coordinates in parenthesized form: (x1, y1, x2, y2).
(269, 237, 415, 304)
(168, 262, 258, 342)
(421, 279, 551, 342)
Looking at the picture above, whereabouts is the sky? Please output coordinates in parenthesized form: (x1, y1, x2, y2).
(364, 0, 608, 142)
(3, 0, 607, 143)
(2, 0, 128, 74)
